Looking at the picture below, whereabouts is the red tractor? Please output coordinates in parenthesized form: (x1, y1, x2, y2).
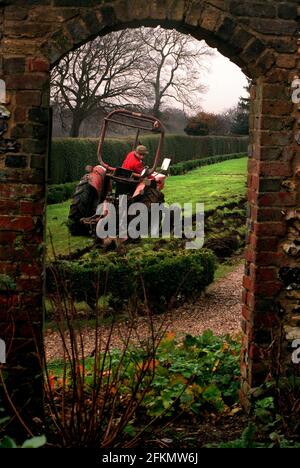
(67, 110, 171, 245)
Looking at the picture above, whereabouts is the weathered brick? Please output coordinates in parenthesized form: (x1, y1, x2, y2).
(229, 2, 276, 18)
(6, 73, 48, 90)
(20, 201, 44, 216)
(261, 100, 293, 116)
(3, 57, 26, 74)
(27, 58, 50, 73)
(5, 154, 28, 168)
(241, 39, 265, 63)
(254, 222, 286, 237)
(276, 54, 296, 69)
(259, 131, 293, 147)
(16, 91, 41, 106)
(0, 215, 34, 231)
(278, 3, 298, 20)
(30, 155, 45, 169)
(0, 200, 19, 215)
(22, 139, 47, 154)
(259, 161, 293, 177)
(65, 17, 89, 45)
(258, 192, 296, 207)
(250, 18, 297, 35)
(14, 106, 27, 122)
(0, 231, 17, 244)
(28, 107, 49, 124)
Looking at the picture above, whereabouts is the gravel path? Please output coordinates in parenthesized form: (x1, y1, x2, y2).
(46, 264, 243, 361)
(169, 263, 243, 337)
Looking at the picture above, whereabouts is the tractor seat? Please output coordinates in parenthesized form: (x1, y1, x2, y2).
(111, 167, 139, 196)
(114, 167, 134, 179)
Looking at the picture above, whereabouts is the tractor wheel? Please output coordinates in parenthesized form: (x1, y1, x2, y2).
(67, 179, 99, 236)
(131, 187, 165, 236)
(137, 186, 165, 208)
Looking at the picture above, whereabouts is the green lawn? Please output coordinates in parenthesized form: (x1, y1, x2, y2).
(163, 157, 247, 210)
(46, 202, 93, 259)
(47, 158, 247, 258)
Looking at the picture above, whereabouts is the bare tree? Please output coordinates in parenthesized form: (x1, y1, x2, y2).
(136, 27, 213, 117)
(51, 27, 213, 136)
(51, 30, 147, 137)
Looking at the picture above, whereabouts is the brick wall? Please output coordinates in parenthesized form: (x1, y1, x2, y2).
(0, 0, 299, 423)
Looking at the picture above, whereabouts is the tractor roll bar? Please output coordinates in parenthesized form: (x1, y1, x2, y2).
(97, 109, 165, 177)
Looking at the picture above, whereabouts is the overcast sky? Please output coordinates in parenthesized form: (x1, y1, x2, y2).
(200, 50, 249, 113)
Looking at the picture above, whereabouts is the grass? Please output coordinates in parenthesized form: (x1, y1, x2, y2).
(214, 257, 244, 281)
(46, 202, 93, 258)
(163, 158, 247, 210)
(46, 158, 247, 258)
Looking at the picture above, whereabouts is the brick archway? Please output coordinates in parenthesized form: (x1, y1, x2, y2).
(0, 0, 299, 422)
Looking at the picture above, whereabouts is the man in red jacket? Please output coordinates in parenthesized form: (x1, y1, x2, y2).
(122, 145, 148, 174)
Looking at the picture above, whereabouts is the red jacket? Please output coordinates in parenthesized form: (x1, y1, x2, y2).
(122, 151, 144, 174)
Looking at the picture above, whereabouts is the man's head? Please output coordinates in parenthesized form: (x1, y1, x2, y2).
(135, 145, 148, 161)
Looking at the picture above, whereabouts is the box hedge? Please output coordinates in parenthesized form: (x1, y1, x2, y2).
(49, 135, 248, 184)
(46, 248, 216, 311)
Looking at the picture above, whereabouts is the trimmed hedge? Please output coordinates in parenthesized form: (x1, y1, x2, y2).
(50, 135, 248, 184)
(47, 181, 78, 204)
(47, 248, 216, 310)
(47, 152, 247, 205)
(168, 153, 246, 176)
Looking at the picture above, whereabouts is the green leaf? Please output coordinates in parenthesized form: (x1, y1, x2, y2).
(0, 436, 18, 448)
(21, 435, 46, 449)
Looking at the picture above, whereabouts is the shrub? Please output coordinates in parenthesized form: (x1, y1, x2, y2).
(46, 248, 216, 311)
(50, 135, 248, 184)
(47, 181, 78, 204)
(168, 153, 246, 176)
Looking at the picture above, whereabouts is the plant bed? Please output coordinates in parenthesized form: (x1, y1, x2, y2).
(46, 247, 216, 315)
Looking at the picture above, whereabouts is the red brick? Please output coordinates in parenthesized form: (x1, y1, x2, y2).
(20, 201, 44, 216)
(256, 207, 284, 222)
(259, 131, 293, 147)
(248, 188, 257, 204)
(16, 278, 43, 291)
(258, 192, 296, 207)
(253, 222, 286, 236)
(14, 106, 27, 122)
(259, 162, 292, 177)
(20, 264, 42, 277)
(6, 73, 48, 90)
(242, 305, 250, 321)
(0, 216, 34, 231)
(261, 100, 293, 116)
(27, 58, 50, 73)
(254, 281, 282, 296)
(0, 262, 17, 274)
(253, 312, 280, 328)
(249, 344, 263, 360)
(0, 246, 14, 260)
(0, 200, 20, 214)
(256, 251, 284, 266)
(248, 159, 259, 175)
(243, 275, 253, 291)
(16, 91, 42, 106)
(245, 247, 256, 263)
(0, 231, 17, 244)
(248, 174, 259, 191)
